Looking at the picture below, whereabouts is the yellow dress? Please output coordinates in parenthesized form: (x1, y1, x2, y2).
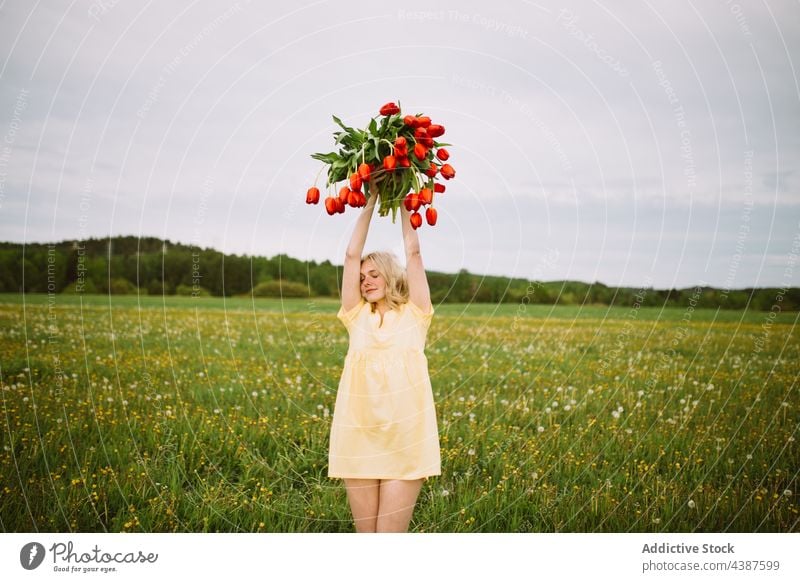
(328, 298, 441, 480)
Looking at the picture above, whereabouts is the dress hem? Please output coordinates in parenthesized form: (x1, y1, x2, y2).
(328, 473, 440, 480)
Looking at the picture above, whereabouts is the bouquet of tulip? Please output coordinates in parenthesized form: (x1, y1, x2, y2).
(305, 101, 455, 229)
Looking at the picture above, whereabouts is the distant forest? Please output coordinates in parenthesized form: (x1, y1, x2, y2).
(1, 236, 797, 311)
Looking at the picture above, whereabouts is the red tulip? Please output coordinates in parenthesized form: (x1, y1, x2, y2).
(398, 155, 411, 168)
(379, 102, 400, 116)
(434, 183, 446, 193)
(416, 116, 431, 128)
(358, 162, 371, 182)
(414, 142, 428, 161)
(425, 162, 438, 178)
(440, 163, 455, 179)
(419, 187, 432, 205)
(356, 191, 367, 206)
(349, 173, 362, 191)
(324, 197, 337, 215)
(335, 197, 345, 213)
(404, 192, 421, 212)
(428, 124, 445, 137)
(394, 136, 408, 157)
(347, 189, 361, 207)
(306, 186, 320, 204)
(383, 155, 396, 172)
(425, 207, 437, 226)
(414, 127, 433, 147)
(410, 211, 422, 229)
(436, 148, 449, 161)
(339, 186, 350, 200)
(403, 115, 419, 127)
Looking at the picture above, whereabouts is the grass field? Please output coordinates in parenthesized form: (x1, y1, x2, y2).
(1, 293, 797, 532)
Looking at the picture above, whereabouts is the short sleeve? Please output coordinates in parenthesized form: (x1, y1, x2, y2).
(406, 300, 434, 330)
(337, 298, 366, 330)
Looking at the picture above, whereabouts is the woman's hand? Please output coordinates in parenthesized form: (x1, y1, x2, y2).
(341, 193, 378, 312)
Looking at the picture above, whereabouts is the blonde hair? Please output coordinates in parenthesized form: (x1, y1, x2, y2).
(361, 251, 408, 312)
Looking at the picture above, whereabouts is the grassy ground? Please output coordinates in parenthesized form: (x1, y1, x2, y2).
(0, 294, 797, 532)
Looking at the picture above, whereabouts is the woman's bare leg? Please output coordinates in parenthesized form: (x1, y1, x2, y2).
(376, 478, 424, 533)
(343, 479, 380, 533)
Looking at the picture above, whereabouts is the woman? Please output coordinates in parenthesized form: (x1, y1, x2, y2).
(328, 193, 441, 533)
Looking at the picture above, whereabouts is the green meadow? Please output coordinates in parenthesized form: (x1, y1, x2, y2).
(1, 294, 797, 532)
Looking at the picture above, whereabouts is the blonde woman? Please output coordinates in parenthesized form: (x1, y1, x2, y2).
(328, 193, 441, 533)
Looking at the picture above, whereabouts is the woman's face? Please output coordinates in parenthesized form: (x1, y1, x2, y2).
(360, 259, 386, 302)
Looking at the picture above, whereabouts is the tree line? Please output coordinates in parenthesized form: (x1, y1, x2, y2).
(0, 236, 797, 310)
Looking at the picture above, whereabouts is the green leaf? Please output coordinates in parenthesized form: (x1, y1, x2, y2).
(311, 152, 340, 164)
(411, 154, 429, 172)
(332, 115, 350, 131)
(401, 170, 412, 197)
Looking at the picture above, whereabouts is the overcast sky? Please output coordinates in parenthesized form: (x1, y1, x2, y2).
(1, 0, 798, 289)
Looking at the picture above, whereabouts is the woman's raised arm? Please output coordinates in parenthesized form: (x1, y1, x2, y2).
(399, 205, 432, 314)
(341, 194, 377, 311)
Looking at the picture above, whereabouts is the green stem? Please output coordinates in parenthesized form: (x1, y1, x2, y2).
(379, 139, 395, 155)
(314, 165, 325, 185)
